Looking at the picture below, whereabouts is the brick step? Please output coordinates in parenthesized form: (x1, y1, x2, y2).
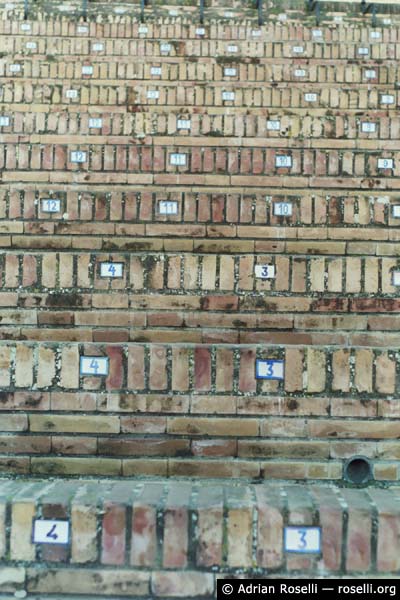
(2, 61, 400, 82)
(4, 174, 387, 191)
(2, 326, 400, 345)
(0, 387, 396, 415)
(3, 190, 396, 228)
(2, 144, 400, 180)
(1, 43, 389, 59)
(2, 37, 399, 58)
(2, 105, 396, 119)
(2, 83, 399, 110)
(0, 19, 397, 41)
(0, 479, 399, 587)
(3, 135, 400, 150)
(1, 69, 398, 88)
(1, 310, 399, 332)
(2, 110, 400, 139)
(1, 233, 400, 255)
(0, 250, 398, 295)
(0, 442, 395, 478)
(0, 340, 397, 394)
(1, 295, 399, 314)
(0, 45, 400, 61)
(0, 54, 399, 68)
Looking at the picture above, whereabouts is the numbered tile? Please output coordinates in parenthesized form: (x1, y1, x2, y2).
(383, 18, 392, 25)
(77, 25, 88, 33)
(255, 265, 275, 279)
(251, 29, 262, 36)
(170, 153, 186, 166)
(20, 22, 31, 30)
(147, 90, 159, 99)
(256, 359, 284, 380)
(267, 120, 280, 131)
(0, 116, 10, 127)
(294, 69, 306, 77)
(284, 527, 321, 554)
(364, 69, 376, 79)
(9, 64, 21, 73)
(222, 91, 235, 101)
(70, 151, 87, 163)
(304, 93, 318, 102)
(292, 46, 304, 54)
(378, 158, 393, 169)
(381, 95, 394, 105)
(41, 198, 61, 213)
(33, 520, 70, 545)
(224, 11, 234, 17)
(224, 68, 237, 77)
(88, 118, 102, 129)
(227, 45, 238, 53)
(66, 89, 78, 99)
(312, 29, 322, 38)
(392, 271, 400, 286)
(138, 25, 148, 34)
(195, 27, 205, 35)
(81, 65, 93, 76)
(276, 155, 292, 168)
(150, 66, 162, 76)
(370, 31, 381, 39)
(361, 122, 376, 133)
(5, 2, 14, 7)
(100, 262, 124, 278)
(80, 356, 109, 376)
(169, 9, 178, 15)
(159, 200, 178, 215)
(278, 13, 287, 20)
(392, 205, 400, 218)
(177, 119, 191, 130)
(358, 47, 369, 55)
(114, 6, 126, 13)
(274, 202, 293, 216)
(160, 43, 171, 53)
(92, 43, 104, 51)
(25, 41, 37, 50)
(334, 15, 342, 22)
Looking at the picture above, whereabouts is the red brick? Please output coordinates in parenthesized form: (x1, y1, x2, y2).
(149, 346, 167, 390)
(128, 346, 145, 390)
(194, 347, 211, 391)
(101, 502, 126, 565)
(105, 346, 124, 390)
(238, 349, 256, 392)
(196, 487, 223, 567)
(343, 490, 372, 572)
(311, 487, 343, 572)
(256, 487, 284, 568)
(163, 484, 190, 568)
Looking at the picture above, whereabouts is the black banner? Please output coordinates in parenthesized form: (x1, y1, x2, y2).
(217, 580, 399, 600)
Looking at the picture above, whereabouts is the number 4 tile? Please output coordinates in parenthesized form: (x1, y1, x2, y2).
(33, 520, 70, 545)
(80, 356, 109, 376)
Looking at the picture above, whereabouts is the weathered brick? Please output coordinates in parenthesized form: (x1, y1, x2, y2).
(151, 571, 214, 597)
(101, 502, 127, 565)
(27, 568, 149, 595)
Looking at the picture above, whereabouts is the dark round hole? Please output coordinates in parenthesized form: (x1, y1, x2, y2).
(344, 456, 373, 485)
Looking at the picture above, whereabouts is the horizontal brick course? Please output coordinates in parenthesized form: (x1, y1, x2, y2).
(0, 341, 397, 479)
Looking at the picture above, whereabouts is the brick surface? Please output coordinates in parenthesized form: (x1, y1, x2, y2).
(0, 0, 398, 518)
